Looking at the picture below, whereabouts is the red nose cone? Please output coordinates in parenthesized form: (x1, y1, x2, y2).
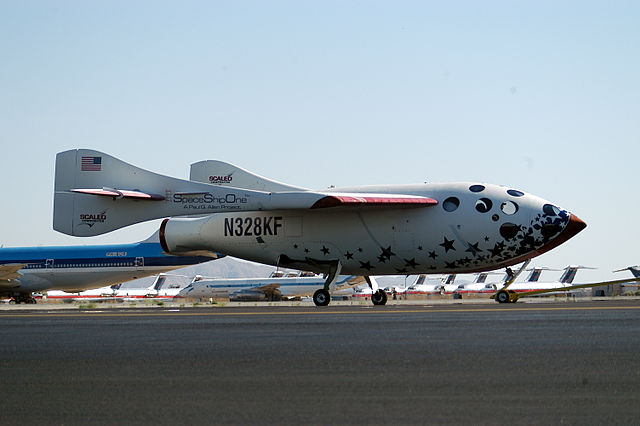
(566, 214, 587, 236)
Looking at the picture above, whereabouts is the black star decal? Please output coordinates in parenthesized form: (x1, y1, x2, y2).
(345, 251, 354, 260)
(439, 237, 456, 252)
(358, 248, 363, 252)
(465, 242, 483, 257)
(429, 251, 438, 260)
(404, 258, 419, 268)
(304, 248, 310, 254)
(321, 246, 330, 255)
(417, 245, 423, 251)
(489, 243, 503, 257)
(359, 261, 374, 271)
(484, 236, 490, 242)
(380, 246, 395, 261)
(377, 254, 388, 263)
(293, 244, 298, 249)
(445, 261, 457, 269)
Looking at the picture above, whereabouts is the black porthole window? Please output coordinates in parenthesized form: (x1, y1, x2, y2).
(500, 201, 519, 215)
(474, 198, 493, 213)
(542, 204, 560, 216)
(469, 184, 485, 193)
(507, 189, 524, 197)
(443, 197, 460, 212)
(500, 223, 520, 239)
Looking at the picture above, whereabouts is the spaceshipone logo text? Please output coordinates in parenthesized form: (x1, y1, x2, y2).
(172, 193, 248, 210)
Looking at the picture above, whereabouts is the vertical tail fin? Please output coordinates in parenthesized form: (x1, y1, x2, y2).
(190, 160, 307, 192)
(560, 267, 578, 284)
(53, 149, 272, 236)
(53, 149, 200, 236)
(152, 274, 168, 291)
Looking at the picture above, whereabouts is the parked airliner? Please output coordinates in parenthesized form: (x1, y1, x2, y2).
(453, 272, 505, 295)
(53, 149, 589, 306)
(0, 233, 220, 303)
(405, 275, 442, 295)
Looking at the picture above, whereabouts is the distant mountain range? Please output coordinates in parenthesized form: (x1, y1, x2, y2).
(120, 256, 276, 289)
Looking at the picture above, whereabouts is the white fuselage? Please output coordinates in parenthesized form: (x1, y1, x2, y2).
(161, 182, 585, 277)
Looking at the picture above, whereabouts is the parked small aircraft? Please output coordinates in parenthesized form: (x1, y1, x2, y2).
(177, 271, 364, 301)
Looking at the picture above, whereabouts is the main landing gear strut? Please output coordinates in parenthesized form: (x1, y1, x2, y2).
(312, 261, 387, 307)
(493, 260, 531, 304)
(312, 260, 341, 307)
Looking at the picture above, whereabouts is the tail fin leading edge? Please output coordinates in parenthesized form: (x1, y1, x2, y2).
(190, 160, 307, 192)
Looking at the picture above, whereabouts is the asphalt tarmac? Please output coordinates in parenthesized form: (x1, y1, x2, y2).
(1, 300, 640, 425)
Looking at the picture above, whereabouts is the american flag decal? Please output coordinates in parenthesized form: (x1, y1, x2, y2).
(81, 156, 102, 171)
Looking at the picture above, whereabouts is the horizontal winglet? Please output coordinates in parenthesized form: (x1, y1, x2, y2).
(71, 188, 165, 201)
(311, 194, 438, 209)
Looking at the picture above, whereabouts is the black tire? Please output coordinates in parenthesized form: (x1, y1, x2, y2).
(371, 290, 388, 306)
(496, 290, 511, 304)
(313, 289, 331, 307)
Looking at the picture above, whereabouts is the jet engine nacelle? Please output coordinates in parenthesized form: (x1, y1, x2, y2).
(160, 217, 212, 255)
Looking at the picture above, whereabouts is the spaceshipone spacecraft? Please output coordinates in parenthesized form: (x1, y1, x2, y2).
(53, 149, 586, 306)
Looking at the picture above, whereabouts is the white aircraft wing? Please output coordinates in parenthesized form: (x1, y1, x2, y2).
(0, 264, 26, 283)
(494, 277, 640, 303)
(308, 193, 437, 209)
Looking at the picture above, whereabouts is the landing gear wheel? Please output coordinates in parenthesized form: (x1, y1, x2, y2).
(371, 290, 388, 306)
(313, 289, 331, 307)
(496, 290, 511, 304)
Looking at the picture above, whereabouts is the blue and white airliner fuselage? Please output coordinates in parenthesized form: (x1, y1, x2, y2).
(0, 237, 219, 303)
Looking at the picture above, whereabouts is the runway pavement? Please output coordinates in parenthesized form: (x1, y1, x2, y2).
(1, 300, 640, 424)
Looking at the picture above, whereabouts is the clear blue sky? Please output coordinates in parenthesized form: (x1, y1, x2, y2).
(1, 1, 639, 282)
